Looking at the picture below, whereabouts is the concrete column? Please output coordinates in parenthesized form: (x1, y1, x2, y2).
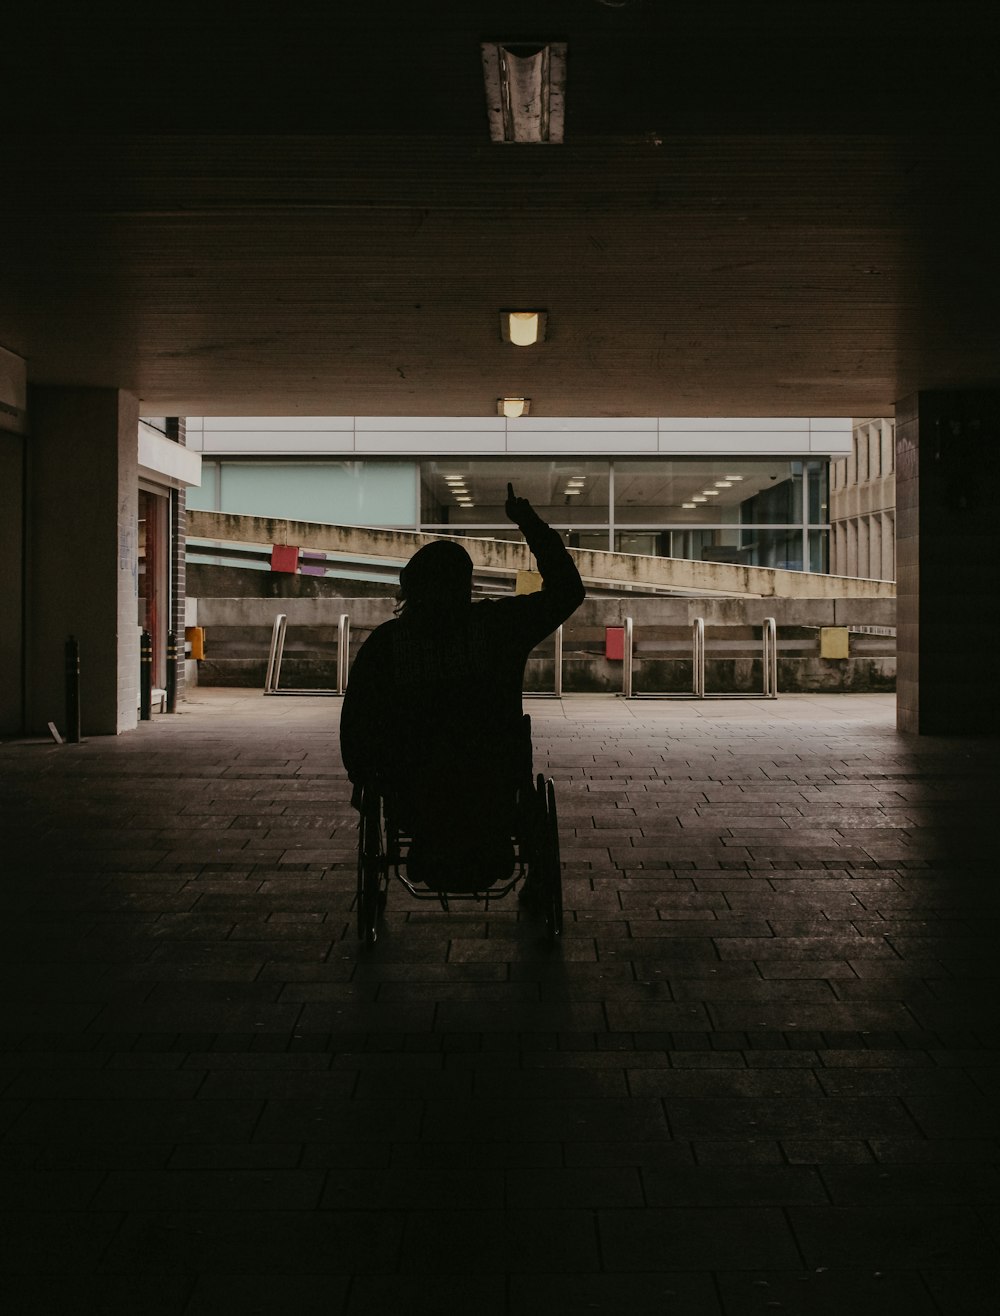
(26, 387, 139, 735)
(0, 429, 25, 734)
(895, 390, 1000, 734)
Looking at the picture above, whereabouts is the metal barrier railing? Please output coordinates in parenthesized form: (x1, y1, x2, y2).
(622, 615, 705, 700)
(523, 625, 563, 698)
(623, 616, 778, 700)
(263, 612, 349, 697)
(701, 615, 778, 700)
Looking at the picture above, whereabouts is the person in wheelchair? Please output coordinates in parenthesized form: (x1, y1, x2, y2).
(340, 483, 585, 897)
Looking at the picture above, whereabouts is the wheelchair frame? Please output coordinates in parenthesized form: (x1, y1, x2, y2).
(356, 771, 563, 947)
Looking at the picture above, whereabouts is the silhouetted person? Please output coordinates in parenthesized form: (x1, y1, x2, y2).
(340, 484, 585, 892)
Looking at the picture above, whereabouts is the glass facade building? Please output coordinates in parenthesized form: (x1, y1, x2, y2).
(186, 417, 849, 574)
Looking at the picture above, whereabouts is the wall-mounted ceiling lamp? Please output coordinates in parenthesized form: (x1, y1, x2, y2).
(497, 396, 531, 418)
(481, 42, 567, 143)
(501, 310, 547, 346)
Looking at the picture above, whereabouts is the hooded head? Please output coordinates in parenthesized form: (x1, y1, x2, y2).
(397, 540, 473, 615)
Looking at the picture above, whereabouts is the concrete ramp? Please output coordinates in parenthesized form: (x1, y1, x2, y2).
(188, 510, 895, 600)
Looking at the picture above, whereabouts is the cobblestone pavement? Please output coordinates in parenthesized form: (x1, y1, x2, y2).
(1, 689, 998, 1314)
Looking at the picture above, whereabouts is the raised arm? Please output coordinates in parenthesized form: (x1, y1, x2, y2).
(504, 482, 585, 646)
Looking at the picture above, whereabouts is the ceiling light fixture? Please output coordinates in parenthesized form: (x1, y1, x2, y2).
(725, 475, 744, 481)
(501, 310, 547, 346)
(702, 489, 720, 496)
(481, 42, 567, 144)
(692, 496, 708, 503)
(681, 502, 697, 509)
(497, 396, 531, 418)
(714, 480, 732, 488)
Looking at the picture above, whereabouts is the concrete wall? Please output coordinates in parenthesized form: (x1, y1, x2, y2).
(26, 388, 140, 735)
(190, 595, 896, 695)
(0, 429, 25, 734)
(188, 509, 897, 601)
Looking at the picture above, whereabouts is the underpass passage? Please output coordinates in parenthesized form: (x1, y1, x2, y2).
(0, 689, 997, 1308)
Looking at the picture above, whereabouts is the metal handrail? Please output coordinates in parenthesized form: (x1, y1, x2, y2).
(623, 614, 777, 700)
(763, 615, 778, 698)
(263, 610, 344, 697)
(701, 615, 779, 700)
(336, 613, 351, 695)
(264, 614, 288, 693)
(524, 625, 564, 699)
(694, 616, 706, 698)
(623, 615, 704, 700)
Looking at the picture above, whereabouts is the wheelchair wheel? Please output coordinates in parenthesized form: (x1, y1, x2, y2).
(528, 774, 563, 943)
(543, 778, 563, 942)
(356, 787, 385, 946)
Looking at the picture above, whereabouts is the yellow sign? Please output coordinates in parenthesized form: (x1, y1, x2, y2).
(515, 570, 543, 595)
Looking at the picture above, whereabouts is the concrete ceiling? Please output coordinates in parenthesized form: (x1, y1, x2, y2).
(3, 2, 999, 418)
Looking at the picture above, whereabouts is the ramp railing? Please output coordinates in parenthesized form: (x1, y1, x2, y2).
(263, 612, 350, 697)
(523, 625, 564, 698)
(623, 616, 778, 700)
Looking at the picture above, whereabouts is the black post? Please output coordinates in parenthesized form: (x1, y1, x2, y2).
(65, 636, 81, 743)
(140, 630, 152, 721)
(166, 631, 177, 713)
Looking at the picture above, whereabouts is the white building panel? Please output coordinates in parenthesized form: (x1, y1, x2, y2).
(202, 416, 355, 431)
(357, 432, 507, 454)
(354, 416, 505, 432)
(507, 433, 658, 453)
(202, 431, 356, 454)
(658, 417, 811, 431)
(513, 416, 657, 433)
(657, 432, 808, 454)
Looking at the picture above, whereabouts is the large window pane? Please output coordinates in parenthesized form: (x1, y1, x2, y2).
(615, 528, 745, 563)
(186, 459, 219, 511)
(740, 528, 804, 571)
(613, 459, 801, 525)
(421, 458, 609, 527)
(807, 459, 828, 524)
(809, 530, 829, 573)
(219, 461, 417, 526)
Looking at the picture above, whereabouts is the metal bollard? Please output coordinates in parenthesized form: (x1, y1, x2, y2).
(140, 630, 153, 721)
(65, 636, 81, 743)
(166, 630, 178, 713)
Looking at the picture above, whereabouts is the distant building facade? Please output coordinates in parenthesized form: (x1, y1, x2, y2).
(185, 416, 852, 578)
(829, 418, 895, 581)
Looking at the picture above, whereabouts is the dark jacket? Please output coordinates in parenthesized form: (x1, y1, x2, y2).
(339, 512, 585, 818)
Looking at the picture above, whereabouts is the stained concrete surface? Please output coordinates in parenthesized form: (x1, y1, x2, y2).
(0, 690, 997, 1314)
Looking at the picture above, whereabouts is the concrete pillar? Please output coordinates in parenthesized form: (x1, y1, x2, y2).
(0, 429, 26, 734)
(26, 387, 139, 735)
(895, 390, 1000, 734)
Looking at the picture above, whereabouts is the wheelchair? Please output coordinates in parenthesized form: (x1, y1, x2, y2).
(354, 719, 563, 947)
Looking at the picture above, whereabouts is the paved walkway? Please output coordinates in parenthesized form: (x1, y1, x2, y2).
(1, 690, 997, 1314)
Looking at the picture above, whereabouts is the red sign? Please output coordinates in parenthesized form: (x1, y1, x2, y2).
(270, 544, 299, 573)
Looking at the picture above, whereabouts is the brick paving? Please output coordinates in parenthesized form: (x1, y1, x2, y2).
(1, 688, 998, 1314)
